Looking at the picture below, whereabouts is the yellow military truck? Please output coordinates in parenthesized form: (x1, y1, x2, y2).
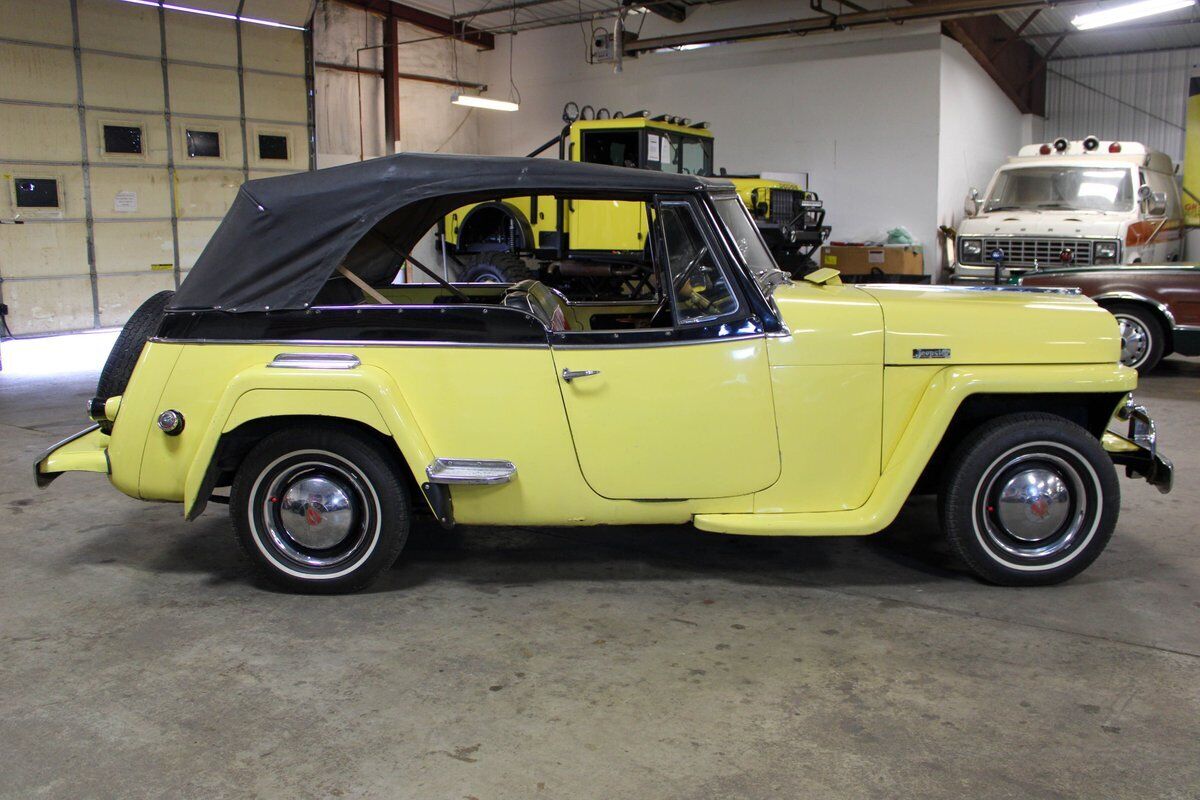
(441, 104, 829, 295)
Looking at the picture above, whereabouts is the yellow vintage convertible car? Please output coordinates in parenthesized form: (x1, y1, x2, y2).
(35, 154, 1172, 592)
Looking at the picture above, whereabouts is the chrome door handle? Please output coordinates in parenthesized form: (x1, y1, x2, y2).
(561, 368, 601, 383)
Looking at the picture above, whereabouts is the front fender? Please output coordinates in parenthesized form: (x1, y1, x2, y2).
(176, 363, 435, 520)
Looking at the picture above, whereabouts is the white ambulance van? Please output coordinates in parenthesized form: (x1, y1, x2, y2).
(951, 137, 1183, 283)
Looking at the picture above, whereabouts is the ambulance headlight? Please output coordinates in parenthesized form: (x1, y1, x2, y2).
(1094, 241, 1118, 263)
(960, 239, 983, 260)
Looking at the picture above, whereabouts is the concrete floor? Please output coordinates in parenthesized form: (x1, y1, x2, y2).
(2, 344, 1198, 799)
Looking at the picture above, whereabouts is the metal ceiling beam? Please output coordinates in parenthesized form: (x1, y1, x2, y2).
(336, 0, 495, 49)
(449, 0, 701, 23)
(623, 0, 1102, 53)
(1008, 15, 1200, 39)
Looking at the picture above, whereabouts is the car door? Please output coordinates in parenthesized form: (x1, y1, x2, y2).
(551, 196, 781, 500)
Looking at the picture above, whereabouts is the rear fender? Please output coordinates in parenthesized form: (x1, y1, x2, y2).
(181, 363, 435, 519)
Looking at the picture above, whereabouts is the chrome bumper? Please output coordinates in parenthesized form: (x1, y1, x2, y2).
(1103, 399, 1173, 494)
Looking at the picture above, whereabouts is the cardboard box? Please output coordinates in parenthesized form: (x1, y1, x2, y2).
(821, 245, 924, 276)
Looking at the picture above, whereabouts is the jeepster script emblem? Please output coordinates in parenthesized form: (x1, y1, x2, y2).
(913, 348, 951, 359)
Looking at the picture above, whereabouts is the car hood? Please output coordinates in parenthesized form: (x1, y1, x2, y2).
(853, 284, 1121, 365)
(771, 282, 1120, 366)
(958, 213, 1126, 238)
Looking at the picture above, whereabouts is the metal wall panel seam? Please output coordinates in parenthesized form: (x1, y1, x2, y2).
(6, 216, 226, 224)
(2, 270, 171, 281)
(69, 0, 100, 329)
(0, 100, 307, 128)
(0, 158, 297, 174)
(158, 4, 182, 290)
(236, 0, 250, 185)
(0, 36, 305, 78)
(304, 21, 317, 171)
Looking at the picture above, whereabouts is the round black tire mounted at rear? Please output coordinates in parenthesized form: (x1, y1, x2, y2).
(460, 252, 534, 284)
(939, 413, 1119, 586)
(230, 426, 410, 593)
(96, 290, 175, 399)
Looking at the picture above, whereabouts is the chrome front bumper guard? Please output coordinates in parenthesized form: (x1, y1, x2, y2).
(1104, 399, 1173, 494)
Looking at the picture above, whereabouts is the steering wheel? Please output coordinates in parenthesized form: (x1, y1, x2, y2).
(649, 246, 709, 326)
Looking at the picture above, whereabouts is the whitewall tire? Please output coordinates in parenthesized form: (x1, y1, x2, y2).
(939, 413, 1119, 586)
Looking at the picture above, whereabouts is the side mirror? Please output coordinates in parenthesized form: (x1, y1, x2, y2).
(964, 187, 981, 217)
(1140, 186, 1167, 216)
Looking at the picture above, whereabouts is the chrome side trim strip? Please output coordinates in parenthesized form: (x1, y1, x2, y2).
(860, 283, 1081, 296)
(551, 332, 767, 351)
(268, 353, 361, 369)
(426, 458, 517, 485)
(152, 337, 550, 349)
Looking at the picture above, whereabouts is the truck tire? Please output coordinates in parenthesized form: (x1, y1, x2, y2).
(461, 252, 534, 284)
(95, 290, 174, 400)
(230, 425, 409, 593)
(939, 413, 1119, 586)
(1107, 303, 1165, 373)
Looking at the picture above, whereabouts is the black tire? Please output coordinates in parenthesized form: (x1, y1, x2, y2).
(1106, 303, 1165, 373)
(96, 290, 174, 399)
(939, 413, 1120, 586)
(461, 252, 534, 284)
(230, 426, 409, 593)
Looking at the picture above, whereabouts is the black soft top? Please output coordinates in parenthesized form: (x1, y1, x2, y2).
(170, 153, 730, 313)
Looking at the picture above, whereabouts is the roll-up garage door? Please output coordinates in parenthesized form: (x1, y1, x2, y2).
(0, 0, 314, 336)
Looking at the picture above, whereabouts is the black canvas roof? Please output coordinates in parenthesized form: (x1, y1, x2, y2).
(170, 153, 729, 313)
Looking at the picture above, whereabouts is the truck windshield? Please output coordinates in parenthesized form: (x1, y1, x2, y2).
(985, 166, 1134, 213)
(647, 131, 713, 176)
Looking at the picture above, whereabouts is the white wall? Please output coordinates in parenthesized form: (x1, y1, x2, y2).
(479, 21, 947, 263)
(936, 36, 1026, 269)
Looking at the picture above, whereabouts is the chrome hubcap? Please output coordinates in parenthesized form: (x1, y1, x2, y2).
(279, 475, 354, 549)
(261, 461, 369, 569)
(980, 452, 1087, 559)
(995, 468, 1071, 541)
(1117, 316, 1149, 368)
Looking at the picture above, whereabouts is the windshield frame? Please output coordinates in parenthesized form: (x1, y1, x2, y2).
(707, 191, 790, 298)
(982, 163, 1136, 213)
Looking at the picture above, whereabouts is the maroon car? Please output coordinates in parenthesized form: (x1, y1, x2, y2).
(1019, 265, 1200, 372)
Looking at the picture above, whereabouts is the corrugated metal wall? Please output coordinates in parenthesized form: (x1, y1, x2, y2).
(0, 0, 313, 336)
(1044, 49, 1199, 163)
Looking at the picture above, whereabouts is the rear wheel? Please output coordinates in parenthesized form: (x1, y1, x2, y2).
(460, 252, 533, 284)
(939, 413, 1119, 586)
(1107, 302, 1164, 373)
(230, 426, 409, 593)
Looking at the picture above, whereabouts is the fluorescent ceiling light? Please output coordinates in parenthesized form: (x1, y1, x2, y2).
(1071, 0, 1194, 29)
(451, 93, 519, 112)
(113, 0, 306, 30)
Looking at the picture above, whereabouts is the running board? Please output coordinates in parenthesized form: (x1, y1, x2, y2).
(425, 458, 516, 485)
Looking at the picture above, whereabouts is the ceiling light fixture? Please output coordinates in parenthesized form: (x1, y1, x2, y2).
(113, 0, 306, 30)
(1071, 0, 1194, 30)
(451, 93, 519, 112)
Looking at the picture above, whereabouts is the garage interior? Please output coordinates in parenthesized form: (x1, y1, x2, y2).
(2, 0, 1199, 796)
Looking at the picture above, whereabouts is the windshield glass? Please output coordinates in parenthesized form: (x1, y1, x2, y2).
(647, 130, 713, 176)
(712, 194, 786, 293)
(984, 166, 1134, 212)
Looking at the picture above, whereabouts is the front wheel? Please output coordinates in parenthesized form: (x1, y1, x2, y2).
(230, 426, 409, 593)
(1108, 302, 1165, 373)
(939, 413, 1119, 586)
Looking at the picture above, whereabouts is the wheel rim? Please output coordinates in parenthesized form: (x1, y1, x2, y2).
(973, 446, 1099, 565)
(256, 457, 374, 571)
(1115, 314, 1150, 368)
